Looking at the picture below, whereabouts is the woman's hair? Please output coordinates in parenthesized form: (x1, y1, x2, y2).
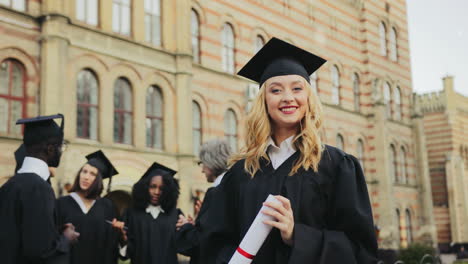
(230, 78, 324, 177)
(199, 139, 233, 176)
(131, 169, 180, 212)
(69, 164, 104, 199)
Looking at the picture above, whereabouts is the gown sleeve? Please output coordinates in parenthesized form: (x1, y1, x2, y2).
(288, 154, 378, 264)
(20, 181, 70, 260)
(118, 209, 131, 260)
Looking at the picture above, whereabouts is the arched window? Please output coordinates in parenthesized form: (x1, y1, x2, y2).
(357, 139, 365, 171)
(0, 0, 25, 11)
(379, 22, 387, 56)
(390, 144, 397, 183)
(383, 82, 391, 118)
(336, 133, 344, 151)
(394, 86, 402, 120)
(331, 65, 340, 105)
(389, 27, 398, 61)
(76, 69, 98, 140)
(192, 101, 202, 155)
(396, 209, 402, 247)
(221, 23, 235, 74)
(113, 78, 132, 144)
(310, 72, 318, 94)
(112, 0, 131, 35)
(146, 86, 163, 149)
(145, 0, 161, 45)
(224, 109, 237, 151)
(76, 0, 98, 25)
(0, 59, 26, 134)
(353, 73, 360, 111)
(254, 34, 265, 53)
(405, 209, 412, 244)
(400, 147, 407, 184)
(191, 9, 200, 63)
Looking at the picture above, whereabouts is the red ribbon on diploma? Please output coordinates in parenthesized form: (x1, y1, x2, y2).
(236, 247, 255, 259)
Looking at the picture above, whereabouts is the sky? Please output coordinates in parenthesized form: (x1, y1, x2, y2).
(406, 0, 468, 96)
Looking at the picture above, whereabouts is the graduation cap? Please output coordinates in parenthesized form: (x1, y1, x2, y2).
(85, 150, 118, 180)
(141, 162, 177, 180)
(238, 37, 327, 87)
(16, 114, 64, 146)
(14, 144, 26, 173)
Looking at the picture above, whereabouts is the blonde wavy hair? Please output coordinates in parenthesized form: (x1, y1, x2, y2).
(230, 78, 324, 177)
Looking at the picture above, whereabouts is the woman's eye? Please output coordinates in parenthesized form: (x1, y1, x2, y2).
(271, 88, 281, 93)
(293, 87, 303, 91)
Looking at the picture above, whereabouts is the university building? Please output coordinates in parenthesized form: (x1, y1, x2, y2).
(0, 0, 444, 250)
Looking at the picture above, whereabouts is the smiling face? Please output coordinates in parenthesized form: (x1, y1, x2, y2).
(79, 163, 98, 192)
(265, 74, 309, 134)
(148, 175, 164, 206)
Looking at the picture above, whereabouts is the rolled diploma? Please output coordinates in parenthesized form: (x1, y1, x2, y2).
(228, 195, 280, 264)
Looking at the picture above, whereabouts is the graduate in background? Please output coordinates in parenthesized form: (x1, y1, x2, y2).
(0, 114, 80, 264)
(117, 162, 183, 264)
(176, 139, 233, 264)
(56, 150, 121, 264)
(200, 38, 378, 264)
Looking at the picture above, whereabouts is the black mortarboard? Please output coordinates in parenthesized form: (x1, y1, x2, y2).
(85, 150, 118, 180)
(14, 144, 26, 173)
(16, 114, 64, 146)
(237, 37, 327, 87)
(141, 162, 177, 180)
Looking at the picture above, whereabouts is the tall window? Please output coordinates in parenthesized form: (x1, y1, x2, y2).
(310, 72, 318, 94)
(76, 0, 98, 25)
(400, 147, 407, 184)
(390, 144, 397, 183)
(146, 86, 163, 149)
(394, 86, 402, 120)
(396, 209, 402, 246)
(353, 73, 360, 111)
(331, 65, 340, 105)
(383, 82, 391, 118)
(191, 9, 200, 63)
(76, 70, 98, 140)
(221, 23, 235, 74)
(0, 59, 25, 134)
(254, 35, 265, 53)
(357, 139, 365, 171)
(113, 78, 132, 144)
(405, 209, 412, 244)
(192, 101, 202, 155)
(389, 27, 398, 61)
(112, 0, 131, 36)
(379, 22, 387, 56)
(0, 0, 26, 11)
(224, 109, 237, 152)
(336, 134, 344, 151)
(145, 0, 161, 46)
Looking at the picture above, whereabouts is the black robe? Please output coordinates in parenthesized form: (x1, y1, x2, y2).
(176, 187, 216, 264)
(55, 196, 119, 264)
(122, 207, 182, 264)
(0, 173, 70, 264)
(200, 145, 378, 264)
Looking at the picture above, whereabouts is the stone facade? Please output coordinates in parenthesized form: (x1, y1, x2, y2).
(0, 0, 437, 250)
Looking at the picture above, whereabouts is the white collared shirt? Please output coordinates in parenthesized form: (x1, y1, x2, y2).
(267, 135, 297, 170)
(213, 172, 226, 187)
(146, 204, 165, 219)
(70, 192, 96, 214)
(17, 156, 50, 181)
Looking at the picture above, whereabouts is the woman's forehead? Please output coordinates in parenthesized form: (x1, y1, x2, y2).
(265, 74, 306, 85)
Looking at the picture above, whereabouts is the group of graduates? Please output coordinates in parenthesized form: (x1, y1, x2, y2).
(0, 37, 379, 264)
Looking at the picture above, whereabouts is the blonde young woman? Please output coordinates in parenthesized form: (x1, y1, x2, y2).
(200, 38, 378, 264)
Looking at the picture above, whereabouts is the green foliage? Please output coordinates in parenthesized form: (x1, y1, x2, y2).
(397, 243, 436, 264)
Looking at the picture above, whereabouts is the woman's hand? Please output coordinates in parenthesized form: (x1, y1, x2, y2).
(111, 218, 127, 242)
(262, 195, 294, 246)
(176, 214, 194, 231)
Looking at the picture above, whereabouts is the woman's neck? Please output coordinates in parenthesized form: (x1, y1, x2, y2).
(77, 191, 95, 205)
(272, 126, 297, 146)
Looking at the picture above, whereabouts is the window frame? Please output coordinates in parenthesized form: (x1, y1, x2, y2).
(113, 77, 133, 144)
(144, 0, 162, 46)
(76, 69, 99, 140)
(221, 23, 235, 74)
(76, 0, 99, 26)
(331, 65, 340, 105)
(191, 9, 200, 63)
(352, 72, 360, 111)
(379, 21, 387, 56)
(112, 0, 132, 36)
(192, 101, 202, 155)
(224, 109, 238, 152)
(146, 85, 164, 149)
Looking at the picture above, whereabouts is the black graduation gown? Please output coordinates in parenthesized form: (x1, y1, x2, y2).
(200, 145, 378, 264)
(0, 173, 70, 264)
(122, 207, 182, 264)
(176, 187, 216, 264)
(55, 196, 119, 264)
